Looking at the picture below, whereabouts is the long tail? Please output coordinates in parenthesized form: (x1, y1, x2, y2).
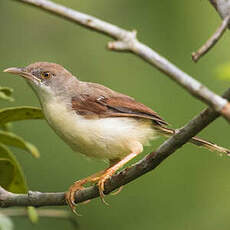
(154, 126, 230, 155)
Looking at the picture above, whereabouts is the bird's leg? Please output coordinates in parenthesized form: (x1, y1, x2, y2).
(97, 143, 143, 204)
(65, 169, 106, 213)
(108, 158, 124, 196)
(65, 160, 119, 212)
(66, 142, 143, 213)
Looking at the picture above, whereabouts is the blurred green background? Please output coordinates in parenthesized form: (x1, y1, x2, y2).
(1, 0, 230, 229)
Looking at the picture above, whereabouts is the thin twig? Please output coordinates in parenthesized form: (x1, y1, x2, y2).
(0, 208, 78, 227)
(15, 0, 230, 122)
(1, 88, 230, 208)
(1, 208, 69, 218)
(192, 15, 230, 62)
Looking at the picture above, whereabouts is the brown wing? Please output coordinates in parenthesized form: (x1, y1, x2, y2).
(71, 82, 168, 126)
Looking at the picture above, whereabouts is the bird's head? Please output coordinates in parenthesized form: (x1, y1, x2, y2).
(4, 62, 77, 99)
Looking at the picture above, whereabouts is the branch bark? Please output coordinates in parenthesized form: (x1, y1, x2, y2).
(192, 0, 230, 62)
(192, 15, 230, 62)
(210, 0, 230, 21)
(1, 88, 230, 208)
(16, 0, 230, 122)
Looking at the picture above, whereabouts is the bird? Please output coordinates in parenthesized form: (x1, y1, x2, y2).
(4, 62, 230, 212)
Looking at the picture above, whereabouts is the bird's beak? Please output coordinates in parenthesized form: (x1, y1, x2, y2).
(3, 67, 40, 83)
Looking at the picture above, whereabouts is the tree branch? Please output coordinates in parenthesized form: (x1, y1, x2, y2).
(1, 88, 230, 208)
(192, 15, 230, 62)
(1, 208, 69, 218)
(209, 0, 230, 21)
(192, 0, 230, 62)
(0, 208, 78, 227)
(16, 0, 230, 122)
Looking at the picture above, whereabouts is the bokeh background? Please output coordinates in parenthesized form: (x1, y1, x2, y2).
(1, 0, 230, 229)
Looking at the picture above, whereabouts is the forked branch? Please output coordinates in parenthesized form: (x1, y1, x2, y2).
(16, 0, 230, 122)
(192, 0, 230, 62)
(192, 15, 230, 62)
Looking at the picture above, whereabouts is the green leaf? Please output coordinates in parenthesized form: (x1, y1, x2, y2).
(216, 63, 230, 81)
(0, 144, 27, 193)
(27, 207, 39, 224)
(0, 213, 14, 230)
(0, 87, 13, 96)
(0, 123, 12, 132)
(0, 106, 43, 125)
(0, 131, 40, 158)
(0, 92, 14, 102)
(0, 158, 15, 189)
(0, 87, 14, 102)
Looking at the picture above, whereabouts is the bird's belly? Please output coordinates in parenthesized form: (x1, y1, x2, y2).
(42, 100, 157, 159)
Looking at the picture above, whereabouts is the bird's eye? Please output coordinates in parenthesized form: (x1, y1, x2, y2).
(41, 72, 51, 79)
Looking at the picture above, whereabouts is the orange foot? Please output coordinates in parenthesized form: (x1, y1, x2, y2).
(65, 180, 85, 215)
(65, 151, 140, 214)
(97, 170, 116, 205)
(65, 170, 115, 214)
(65, 171, 104, 215)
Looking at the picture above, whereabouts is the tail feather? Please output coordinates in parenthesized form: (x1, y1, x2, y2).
(154, 126, 230, 155)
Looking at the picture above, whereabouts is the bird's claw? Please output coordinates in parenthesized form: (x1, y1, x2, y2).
(66, 170, 123, 213)
(111, 186, 124, 196)
(97, 175, 111, 206)
(65, 181, 84, 215)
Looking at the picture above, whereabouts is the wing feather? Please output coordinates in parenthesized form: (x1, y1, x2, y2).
(71, 82, 168, 126)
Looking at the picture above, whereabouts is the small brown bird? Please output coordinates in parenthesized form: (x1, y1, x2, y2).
(4, 62, 230, 212)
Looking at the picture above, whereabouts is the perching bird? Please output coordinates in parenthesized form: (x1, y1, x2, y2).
(4, 62, 230, 212)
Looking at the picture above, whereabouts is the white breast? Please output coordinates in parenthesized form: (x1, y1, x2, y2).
(41, 96, 157, 160)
